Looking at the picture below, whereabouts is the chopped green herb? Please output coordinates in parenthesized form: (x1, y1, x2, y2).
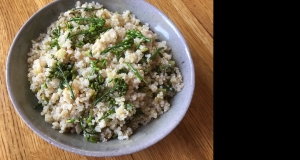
(50, 26, 61, 49)
(88, 50, 93, 57)
(150, 47, 164, 60)
(48, 61, 76, 100)
(67, 16, 111, 48)
(66, 22, 73, 30)
(101, 29, 151, 59)
(66, 118, 75, 123)
(105, 96, 116, 107)
(51, 26, 61, 38)
(89, 75, 104, 100)
(126, 29, 151, 42)
(98, 108, 116, 121)
(101, 37, 134, 58)
(56, 62, 75, 100)
(94, 78, 128, 105)
(90, 58, 107, 74)
(126, 62, 147, 84)
(41, 93, 49, 104)
(85, 134, 99, 143)
(42, 82, 48, 88)
(50, 38, 60, 49)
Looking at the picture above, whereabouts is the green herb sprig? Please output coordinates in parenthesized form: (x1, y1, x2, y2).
(150, 47, 164, 60)
(48, 61, 76, 100)
(98, 108, 116, 121)
(126, 29, 150, 49)
(67, 16, 111, 48)
(100, 37, 134, 58)
(81, 111, 99, 143)
(94, 78, 128, 105)
(50, 26, 61, 49)
(126, 62, 148, 84)
(56, 62, 75, 100)
(101, 29, 151, 58)
(126, 29, 151, 42)
(89, 75, 104, 100)
(66, 110, 99, 143)
(88, 51, 107, 74)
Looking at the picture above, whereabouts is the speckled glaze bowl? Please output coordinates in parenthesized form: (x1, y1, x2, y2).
(6, 0, 195, 157)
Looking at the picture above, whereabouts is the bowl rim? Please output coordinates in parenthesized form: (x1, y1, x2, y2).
(6, 0, 195, 157)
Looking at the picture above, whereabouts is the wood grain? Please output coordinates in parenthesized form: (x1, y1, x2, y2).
(0, 0, 213, 159)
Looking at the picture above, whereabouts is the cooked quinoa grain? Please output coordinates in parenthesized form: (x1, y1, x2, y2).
(27, 1, 184, 143)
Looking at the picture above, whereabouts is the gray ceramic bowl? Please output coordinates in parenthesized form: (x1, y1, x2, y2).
(6, 0, 195, 157)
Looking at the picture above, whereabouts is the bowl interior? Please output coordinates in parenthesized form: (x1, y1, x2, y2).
(6, 0, 195, 156)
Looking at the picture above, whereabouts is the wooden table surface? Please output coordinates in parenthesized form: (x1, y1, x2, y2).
(0, 0, 213, 159)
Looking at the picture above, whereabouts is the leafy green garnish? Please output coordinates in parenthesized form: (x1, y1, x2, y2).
(98, 108, 116, 121)
(50, 26, 61, 49)
(126, 62, 148, 84)
(101, 36, 134, 58)
(67, 16, 111, 48)
(126, 29, 150, 49)
(94, 78, 128, 105)
(150, 47, 164, 60)
(89, 75, 104, 100)
(48, 61, 76, 100)
(101, 29, 151, 59)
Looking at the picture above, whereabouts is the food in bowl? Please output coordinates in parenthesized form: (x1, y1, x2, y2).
(27, 1, 184, 143)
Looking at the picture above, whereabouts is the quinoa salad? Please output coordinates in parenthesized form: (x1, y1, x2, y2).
(27, 1, 184, 143)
